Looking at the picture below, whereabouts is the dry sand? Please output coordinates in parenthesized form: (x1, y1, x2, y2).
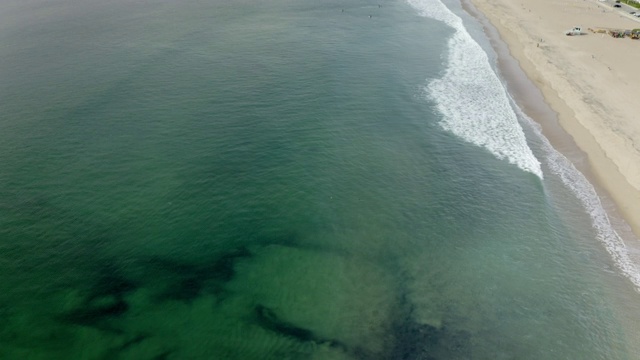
(466, 0, 640, 239)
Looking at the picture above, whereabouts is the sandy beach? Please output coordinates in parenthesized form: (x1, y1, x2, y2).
(465, 0, 640, 241)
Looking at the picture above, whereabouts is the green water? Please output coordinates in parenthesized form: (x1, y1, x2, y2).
(0, 0, 638, 358)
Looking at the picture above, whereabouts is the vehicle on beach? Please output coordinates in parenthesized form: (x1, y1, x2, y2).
(565, 26, 583, 36)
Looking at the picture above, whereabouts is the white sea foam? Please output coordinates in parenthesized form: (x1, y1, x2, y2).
(408, 0, 640, 290)
(408, 0, 543, 178)
(516, 106, 640, 292)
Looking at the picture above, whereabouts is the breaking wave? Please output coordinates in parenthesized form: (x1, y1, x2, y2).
(408, 0, 543, 178)
(409, 0, 640, 290)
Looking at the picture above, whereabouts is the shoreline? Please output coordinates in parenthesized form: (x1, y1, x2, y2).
(462, 0, 640, 248)
(459, 0, 640, 351)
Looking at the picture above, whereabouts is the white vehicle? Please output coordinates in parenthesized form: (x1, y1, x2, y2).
(565, 26, 582, 36)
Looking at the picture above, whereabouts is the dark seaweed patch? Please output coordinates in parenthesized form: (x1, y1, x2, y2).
(100, 333, 150, 359)
(88, 267, 138, 302)
(148, 247, 252, 302)
(389, 321, 441, 360)
(346, 285, 472, 360)
(161, 277, 203, 302)
(61, 297, 128, 327)
(204, 246, 252, 282)
(59, 266, 135, 329)
(255, 305, 315, 342)
(117, 334, 149, 351)
(150, 349, 174, 360)
(253, 304, 347, 352)
(386, 307, 472, 360)
(105, 339, 174, 360)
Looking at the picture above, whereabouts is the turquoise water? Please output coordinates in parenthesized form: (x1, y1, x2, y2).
(1, 0, 639, 358)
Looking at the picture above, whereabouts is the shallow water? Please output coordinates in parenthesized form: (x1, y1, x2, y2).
(0, 0, 638, 358)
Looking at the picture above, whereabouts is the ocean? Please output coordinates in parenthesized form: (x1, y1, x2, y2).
(1, 0, 639, 358)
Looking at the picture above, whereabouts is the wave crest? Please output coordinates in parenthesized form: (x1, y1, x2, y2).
(408, 0, 543, 178)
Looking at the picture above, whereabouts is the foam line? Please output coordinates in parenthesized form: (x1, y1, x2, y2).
(408, 0, 543, 178)
(516, 105, 640, 292)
